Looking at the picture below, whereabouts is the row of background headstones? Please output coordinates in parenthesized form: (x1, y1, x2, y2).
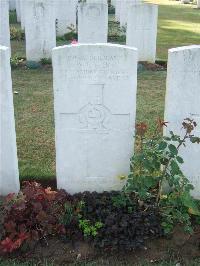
(1, 0, 200, 197)
(1, 43, 200, 198)
(8, 0, 200, 10)
(180, 0, 200, 6)
(1, 0, 158, 63)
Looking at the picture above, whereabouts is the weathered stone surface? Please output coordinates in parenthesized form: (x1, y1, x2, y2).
(87, 0, 107, 3)
(55, 0, 78, 37)
(126, 3, 158, 62)
(24, 0, 56, 62)
(115, 0, 121, 21)
(78, 2, 108, 43)
(52, 44, 137, 193)
(19, 0, 25, 29)
(0, 46, 20, 196)
(164, 45, 200, 199)
(120, 0, 141, 28)
(111, 0, 116, 7)
(0, 0, 10, 49)
(9, 0, 16, 10)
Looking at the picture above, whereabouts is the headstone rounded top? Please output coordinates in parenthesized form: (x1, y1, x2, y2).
(86, 0, 107, 4)
(53, 43, 138, 52)
(169, 45, 200, 53)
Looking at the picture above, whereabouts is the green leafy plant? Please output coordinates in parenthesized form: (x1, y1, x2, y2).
(0, 182, 74, 254)
(64, 24, 77, 41)
(0, 186, 163, 253)
(74, 191, 162, 250)
(61, 200, 84, 233)
(111, 192, 135, 210)
(124, 118, 200, 234)
(10, 56, 24, 68)
(78, 218, 103, 238)
(10, 26, 24, 41)
(40, 58, 52, 65)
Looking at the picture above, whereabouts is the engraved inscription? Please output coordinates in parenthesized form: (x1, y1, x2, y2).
(86, 6, 101, 19)
(64, 55, 130, 81)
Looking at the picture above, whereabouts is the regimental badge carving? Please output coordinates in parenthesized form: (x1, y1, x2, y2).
(79, 84, 111, 130)
(79, 104, 111, 130)
(60, 83, 130, 132)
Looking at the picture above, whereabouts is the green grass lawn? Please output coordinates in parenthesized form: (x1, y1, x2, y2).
(10, 0, 199, 179)
(147, 0, 200, 59)
(13, 68, 55, 179)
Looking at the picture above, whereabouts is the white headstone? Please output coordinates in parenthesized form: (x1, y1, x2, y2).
(111, 0, 116, 7)
(78, 3, 108, 43)
(55, 0, 78, 37)
(0, 0, 10, 49)
(0, 46, 20, 196)
(119, 0, 128, 27)
(115, 0, 121, 21)
(197, 0, 200, 8)
(16, 0, 21, 22)
(19, 0, 25, 30)
(52, 43, 138, 193)
(126, 3, 158, 63)
(119, 0, 141, 27)
(24, 0, 56, 62)
(164, 45, 200, 199)
(9, 0, 16, 10)
(87, 0, 107, 3)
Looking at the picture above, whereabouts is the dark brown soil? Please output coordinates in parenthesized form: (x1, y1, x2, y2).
(2, 226, 200, 265)
(20, 178, 57, 190)
(140, 61, 167, 71)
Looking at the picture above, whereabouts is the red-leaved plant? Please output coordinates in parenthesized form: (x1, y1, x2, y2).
(0, 182, 75, 254)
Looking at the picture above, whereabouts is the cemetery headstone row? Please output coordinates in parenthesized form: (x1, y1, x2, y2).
(2, 0, 159, 62)
(1, 43, 200, 198)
